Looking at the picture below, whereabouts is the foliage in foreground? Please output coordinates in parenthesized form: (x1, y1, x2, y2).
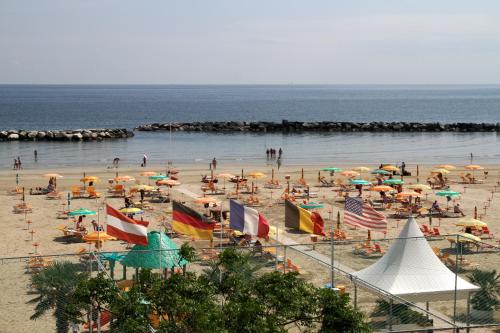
(31, 246, 371, 333)
(468, 269, 500, 312)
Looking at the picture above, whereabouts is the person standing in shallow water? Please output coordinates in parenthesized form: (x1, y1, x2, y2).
(34, 150, 38, 162)
(212, 157, 217, 170)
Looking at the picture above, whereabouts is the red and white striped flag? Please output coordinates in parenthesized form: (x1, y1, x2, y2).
(344, 197, 387, 231)
(106, 205, 148, 246)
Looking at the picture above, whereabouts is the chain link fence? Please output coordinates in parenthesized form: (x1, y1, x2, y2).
(0, 235, 498, 332)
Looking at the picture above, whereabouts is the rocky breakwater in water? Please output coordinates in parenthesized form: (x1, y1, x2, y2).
(135, 121, 500, 133)
(0, 128, 134, 141)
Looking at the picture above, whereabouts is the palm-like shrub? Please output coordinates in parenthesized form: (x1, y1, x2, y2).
(29, 261, 87, 333)
(468, 269, 500, 312)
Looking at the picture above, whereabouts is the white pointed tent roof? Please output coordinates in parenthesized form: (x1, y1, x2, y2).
(352, 217, 479, 302)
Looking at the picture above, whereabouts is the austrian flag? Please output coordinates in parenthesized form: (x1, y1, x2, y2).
(106, 205, 149, 246)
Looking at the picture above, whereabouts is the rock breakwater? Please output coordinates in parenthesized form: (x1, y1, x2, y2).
(135, 121, 500, 133)
(0, 128, 134, 141)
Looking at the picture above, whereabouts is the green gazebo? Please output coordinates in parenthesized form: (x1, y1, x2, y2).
(120, 231, 188, 269)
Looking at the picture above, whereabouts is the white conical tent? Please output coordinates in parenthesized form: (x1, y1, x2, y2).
(352, 217, 479, 302)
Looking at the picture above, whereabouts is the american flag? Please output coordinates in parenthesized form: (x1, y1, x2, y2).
(344, 197, 387, 231)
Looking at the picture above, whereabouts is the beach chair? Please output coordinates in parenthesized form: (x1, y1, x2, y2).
(432, 227, 442, 237)
(286, 259, 302, 273)
(71, 186, 83, 198)
(46, 191, 61, 199)
(373, 243, 385, 254)
(420, 224, 431, 235)
(109, 184, 125, 197)
(480, 226, 494, 239)
(87, 186, 101, 198)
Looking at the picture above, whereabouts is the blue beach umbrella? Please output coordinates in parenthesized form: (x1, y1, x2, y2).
(349, 179, 370, 186)
(149, 174, 168, 181)
(299, 202, 324, 210)
(383, 179, 404, 185)
(371, 169, 391, 175)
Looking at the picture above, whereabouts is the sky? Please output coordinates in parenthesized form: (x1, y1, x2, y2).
(1, 0, 500, 84)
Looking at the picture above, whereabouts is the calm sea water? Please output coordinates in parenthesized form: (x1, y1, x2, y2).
(1, 85, 499, 168)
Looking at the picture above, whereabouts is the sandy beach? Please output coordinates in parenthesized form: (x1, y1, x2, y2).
(0, 162, 499, 332)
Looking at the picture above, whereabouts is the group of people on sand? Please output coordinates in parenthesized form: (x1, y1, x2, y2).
(13, 156, 22, 170)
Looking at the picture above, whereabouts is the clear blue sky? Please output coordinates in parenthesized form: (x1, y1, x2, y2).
(1, 0, 499, 84)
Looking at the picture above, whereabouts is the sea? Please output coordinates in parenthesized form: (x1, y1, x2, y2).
(1, 84, 500, 169)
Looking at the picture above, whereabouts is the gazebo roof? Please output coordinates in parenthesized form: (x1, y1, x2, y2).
(352, 217, 479, 302)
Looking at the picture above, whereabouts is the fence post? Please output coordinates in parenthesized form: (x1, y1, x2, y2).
(466, 292, 471, 333)
(388, 298, 393, 331)
(353, 282, 358, 309)
(453, 234, 459, 322)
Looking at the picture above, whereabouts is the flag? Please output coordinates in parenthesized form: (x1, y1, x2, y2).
(172, 201, 214, 240)
(229, 200, 269, 238)
(344, 197, 387, 231)
(285, 200, 325, 235)
(106, 205, 148, 246)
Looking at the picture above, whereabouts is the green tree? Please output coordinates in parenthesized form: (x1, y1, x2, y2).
(29, 261, 88, 333)
(319, 288, 371, 332)
(468, 269, 500, 312)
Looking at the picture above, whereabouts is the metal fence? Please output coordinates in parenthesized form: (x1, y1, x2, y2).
(0, 236, 498, 333)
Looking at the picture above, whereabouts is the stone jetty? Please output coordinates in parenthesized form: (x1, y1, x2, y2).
(0, 128, 134, 141)
(135, 121, 500, 133)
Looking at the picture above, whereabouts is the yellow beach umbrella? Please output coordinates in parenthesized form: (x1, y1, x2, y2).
(352, 166, 371, 172)
(407, 184, 431, 191)
(119, 207, 144, 215)
(340, 170, 360, 177)
(437, 164, 456, 170)
(83, 231, 117, 242)
(456, 218, 487, 228)
(431, 168, 450, 174)
(131, 184, 155, 191)
(247, 172, 267, 179)
(465, 164, 484, 170)
(447, 233, 481, 243)
(80, 176, 99, 183)
(381, 165, 399, 172)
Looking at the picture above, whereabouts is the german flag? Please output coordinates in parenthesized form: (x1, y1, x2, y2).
(172, 201, 215, 240)
(285, 200, 325, 235)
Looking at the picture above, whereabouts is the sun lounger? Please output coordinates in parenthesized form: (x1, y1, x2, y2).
(71, 186, 83, 198)
(46, 191, 62, 199)
(87, 186, 101, 198)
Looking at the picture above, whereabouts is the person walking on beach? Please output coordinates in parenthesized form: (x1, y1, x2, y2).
(13, 158, 18, 170)
(266, 149, 270, 159)
(113, 157, 120, 167)
(34, 150, 38, 162)
(277, 156, 282, 170)
(278, 148, 283, 158)
(142, 154, 147, 167)
(212, 157, 217, 170)
(17, 156, 22, 169)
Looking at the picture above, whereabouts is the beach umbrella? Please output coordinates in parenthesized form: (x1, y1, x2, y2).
(437, 164, 456, 170)
(371, 169, 391, 175)
(352, 166, 370, 173)
(80, 176, 99, 183)
(114, 175, 135, 182)
(247, 172, 267, 179)
(299, 202, 324, 210)
(447, 233, 481, 243)
(396, 191, 422, 198)
(431, 168, 450, 174)
(149, 174, 168, 181)
(370, 185, 394, 192)
(157, 179, 180, 186)
(383, 179, 404, 185)
(321, 167, 342, 172)
(131, 184, 155, 191)
(381, 165, 399, 172)
(195, 197, 219, 204)
(465, 165, 484, 170)
(83, 231, 117, 242)
(456, 218, 487, 228)
(43, 173, 63, 178)
(120, 231, 188, 269)
(407, 184, 431, 191)
(140, 171, 157, 177)
(68, 208, 97, 216)
(119, 207, 144, 215)
(349, 179, 370, 185)
(436, 190, 461, 197)
(340, 170, 360, 178)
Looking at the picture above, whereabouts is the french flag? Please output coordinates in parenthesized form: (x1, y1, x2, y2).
(106, 205, 149, 246)
(229, 200, 270, 238)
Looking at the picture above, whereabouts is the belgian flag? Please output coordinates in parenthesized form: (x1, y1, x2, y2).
(285, 200, 325, 235)
(172, 201, 215, 240)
